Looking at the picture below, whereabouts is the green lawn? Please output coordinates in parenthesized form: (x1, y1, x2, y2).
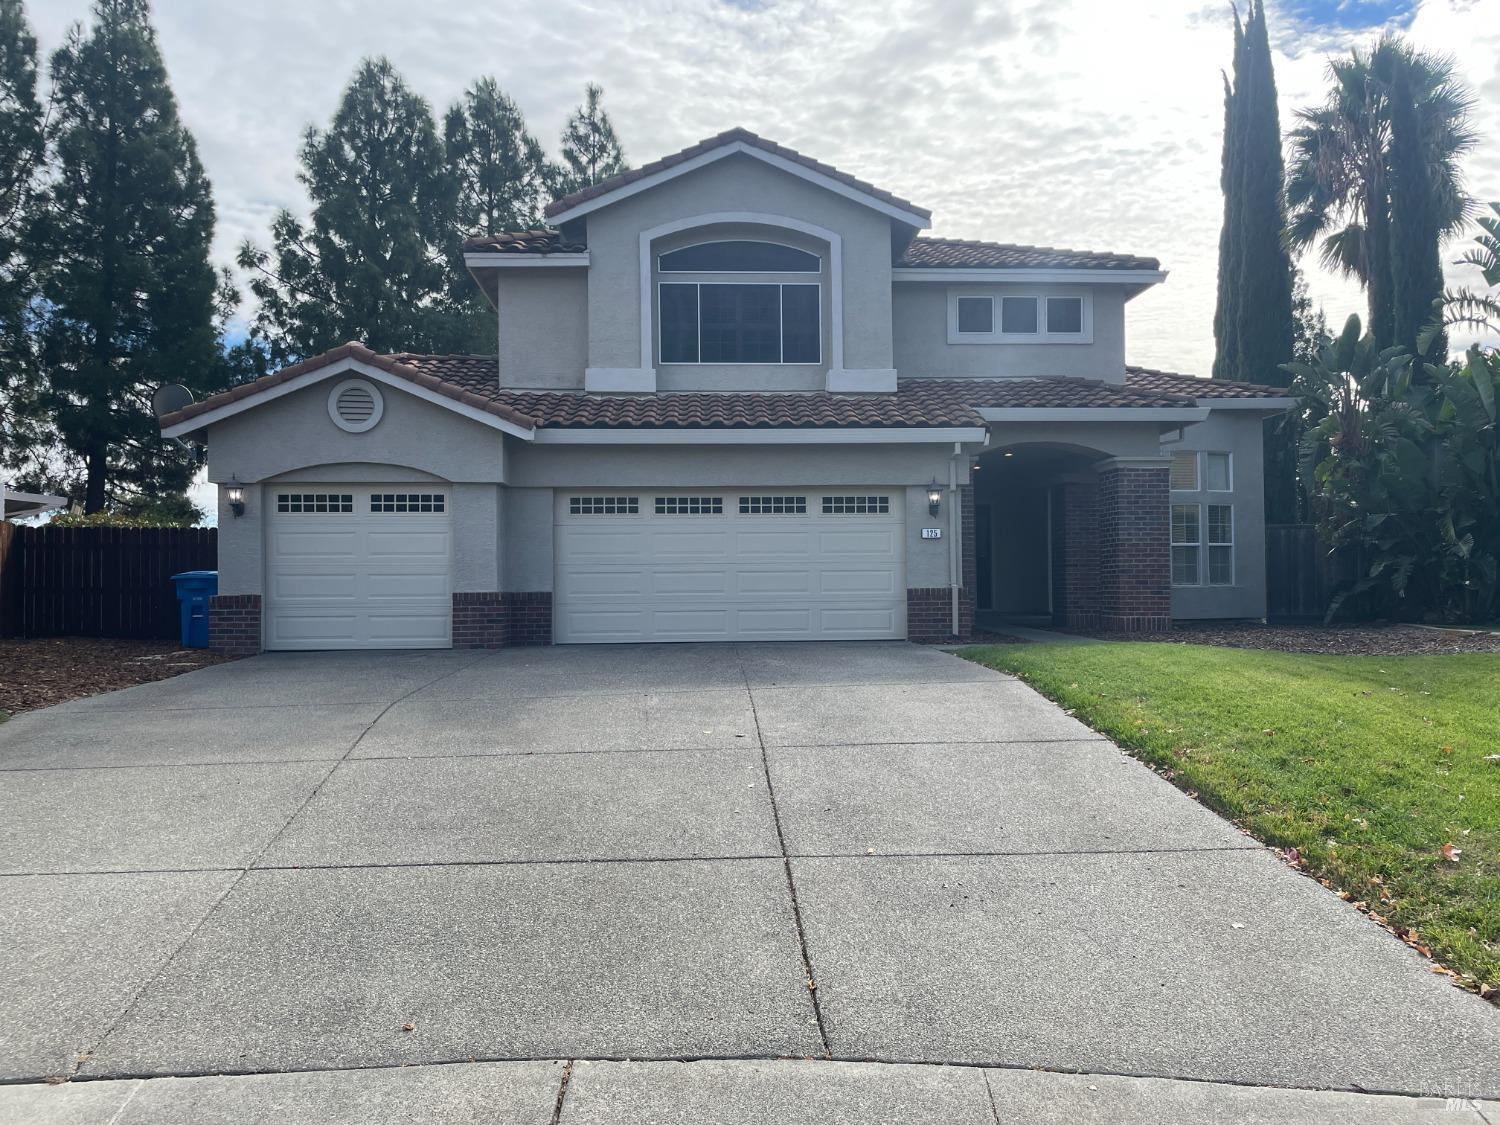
(962, 642, 1500, 993)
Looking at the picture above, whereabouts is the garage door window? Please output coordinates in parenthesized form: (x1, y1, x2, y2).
(654, 496, 724, 515)
(277, 493, 353, 513)
(370, 493, 444, 513)
(739, 495, 807, 515)
(822, 495, 890, 515)
(569, 496, 639, 515)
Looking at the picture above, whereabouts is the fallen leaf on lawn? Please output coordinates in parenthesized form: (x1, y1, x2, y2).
(1484, 754, 1500, 762)
(1440, 843, 1462, 862)
(1287, 847, 1301, 865)
(1441, 745, 1454, 756)
(1262, 729, 1275, 737)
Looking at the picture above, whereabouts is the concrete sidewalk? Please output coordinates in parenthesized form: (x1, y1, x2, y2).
(0, 641, 1495, 1109)
(3, 1060, 1495, 1124)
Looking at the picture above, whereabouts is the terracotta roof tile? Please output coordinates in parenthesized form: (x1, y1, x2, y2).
(461, 229, 585, 255)
(161, 348, 1287, 438)
(1124, 366, 1286, 399)
(898, 237, 1160, 271)
(544, 127, 931, 222)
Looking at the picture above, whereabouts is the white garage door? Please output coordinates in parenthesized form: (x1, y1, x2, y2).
(265, 487, 452, 650)
(555, 489, 905, 643)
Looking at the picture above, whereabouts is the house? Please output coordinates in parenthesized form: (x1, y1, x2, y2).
(159, 128, 1291, 654)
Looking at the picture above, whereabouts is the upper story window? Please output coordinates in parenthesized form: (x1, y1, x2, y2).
(659, 240, 820, 273)
(948, 290, 1092, 344)
(657, 238, 823, 365)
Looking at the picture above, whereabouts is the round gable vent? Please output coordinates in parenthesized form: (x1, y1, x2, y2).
(328, 378, 383, 433)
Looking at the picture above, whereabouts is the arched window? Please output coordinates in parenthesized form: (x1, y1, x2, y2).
(658, 239, 822, 365)
(659, 240, 820, 273)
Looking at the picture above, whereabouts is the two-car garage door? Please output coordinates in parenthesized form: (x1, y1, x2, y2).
(554, 489, 905, 643)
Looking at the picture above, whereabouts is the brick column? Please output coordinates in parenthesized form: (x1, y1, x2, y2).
(208, 594, 261, 656)
(504, 592, 553, 646)
(452, 591, 554, 648)
(1096, 458, 1172, 632)
(1053, 478, 1100, 629)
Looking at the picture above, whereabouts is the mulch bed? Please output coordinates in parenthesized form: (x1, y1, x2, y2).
(0, 638, 232, 716)
(1069, 622, 1500, 655)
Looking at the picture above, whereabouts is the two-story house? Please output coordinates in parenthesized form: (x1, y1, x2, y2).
(160, 128, 1290, 653)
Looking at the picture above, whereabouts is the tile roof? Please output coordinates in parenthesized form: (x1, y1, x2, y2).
(160, 348, 1287, 436)
(1124, 366, 1287, 399)
(544, 127, 931, 222)
(897, 237, 1160, 272)
(462, 229, 585, 256)
(158, 344, 535, 430)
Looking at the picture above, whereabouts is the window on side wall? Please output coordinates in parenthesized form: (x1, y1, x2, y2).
(1046, 296, 1083, 334)
(948, 291, 1092, 343)
(1207, 504, 1234, 585)
(955, 296, 994, 334)
(1169, 451, 1199, 491)
(1000, 296, 1039, 334)
(1171, 504, 1200, 586)
(1205, 452, 1232, 491)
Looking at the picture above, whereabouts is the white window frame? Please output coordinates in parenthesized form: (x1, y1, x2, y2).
(658, 280, 822, 366)
(1206, 503, 1235, 586)
(946, 288, 1093, 344)
(1171, 503, 1201, 587)
(1205, 451, 1234, 492)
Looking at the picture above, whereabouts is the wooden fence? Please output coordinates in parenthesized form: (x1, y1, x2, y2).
(1264, 524, 1348, 622)
(0, 525, 217, 639)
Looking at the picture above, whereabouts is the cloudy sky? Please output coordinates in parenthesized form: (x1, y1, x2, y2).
(28, 0, 1500, 377)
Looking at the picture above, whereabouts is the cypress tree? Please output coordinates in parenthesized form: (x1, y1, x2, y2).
(239, 58, 458, 365)
(550, 83, 626, 199)
(1212, 0, 1294, 386)
(31, 0, 222, 514)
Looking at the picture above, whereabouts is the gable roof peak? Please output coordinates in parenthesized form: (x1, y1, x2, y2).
(544, 127, 931, 226)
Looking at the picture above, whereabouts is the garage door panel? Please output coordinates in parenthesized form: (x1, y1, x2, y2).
(266, 486, 452, 650)
(555, 489, 906, 644)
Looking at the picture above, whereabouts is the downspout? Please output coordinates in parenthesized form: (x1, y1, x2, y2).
(949, 442, 961, 638)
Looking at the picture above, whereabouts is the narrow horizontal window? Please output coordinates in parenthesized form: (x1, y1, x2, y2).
(654, 496, 723, 515)
(739, 495, 807, 515)
(1000, 296, 1039, 334)
(956, 296, 994, 334)
(659, 240, 819, 273)
(569, 496, 639, 515)
(277, 493, 353, 514)
(370, 493, 444, 513)
(1046, 296, 1083, 334)
(822, 495, 890, 515)
(1169, 451, 1199, 491)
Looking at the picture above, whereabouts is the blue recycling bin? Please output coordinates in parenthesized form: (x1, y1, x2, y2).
(171, 570, 218, 649)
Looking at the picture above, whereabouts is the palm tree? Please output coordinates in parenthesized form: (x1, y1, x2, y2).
(1286, 36, 1476, 353)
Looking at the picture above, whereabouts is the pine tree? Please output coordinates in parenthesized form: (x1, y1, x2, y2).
(239, 58, 459, 364)
(446, 78, 548, 236)
(0, 0, 48, 485)
(1212, 0, 1293, 386)
(551, 83, 626, 198)
(30, 0, 222, 514)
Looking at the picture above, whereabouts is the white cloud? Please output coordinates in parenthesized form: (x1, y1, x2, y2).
(28, 0, 1500, 373)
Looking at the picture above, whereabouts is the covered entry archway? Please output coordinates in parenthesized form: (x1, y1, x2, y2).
(973, 441, 1173, 633)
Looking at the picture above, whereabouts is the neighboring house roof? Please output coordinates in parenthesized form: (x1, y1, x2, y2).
(543, 127, 932, 225)
(898, 237, 1160, 272)
(462, 229, 585, 256)
(1124, 366, 1285, 399)
(160, 346, 1287, 438)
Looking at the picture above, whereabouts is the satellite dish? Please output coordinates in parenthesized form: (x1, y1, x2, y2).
(152, 383, 194, 418)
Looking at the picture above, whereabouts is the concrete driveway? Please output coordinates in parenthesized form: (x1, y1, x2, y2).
(0, 642, 1495, 1121)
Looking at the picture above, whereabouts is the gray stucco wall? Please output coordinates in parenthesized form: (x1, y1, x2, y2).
(580, 152, 898, 382)
(892, 283, 1127, 380)
(496, 270, 589, 390)
(1167, 410, 1268, 620)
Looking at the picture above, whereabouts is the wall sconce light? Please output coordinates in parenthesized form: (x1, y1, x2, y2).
(926, 479, 943, 517)
(226, 477, 245, 518)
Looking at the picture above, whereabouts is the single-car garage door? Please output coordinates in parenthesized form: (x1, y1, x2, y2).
(555, 489, 905, 643)
(265, 487, 452, 650)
